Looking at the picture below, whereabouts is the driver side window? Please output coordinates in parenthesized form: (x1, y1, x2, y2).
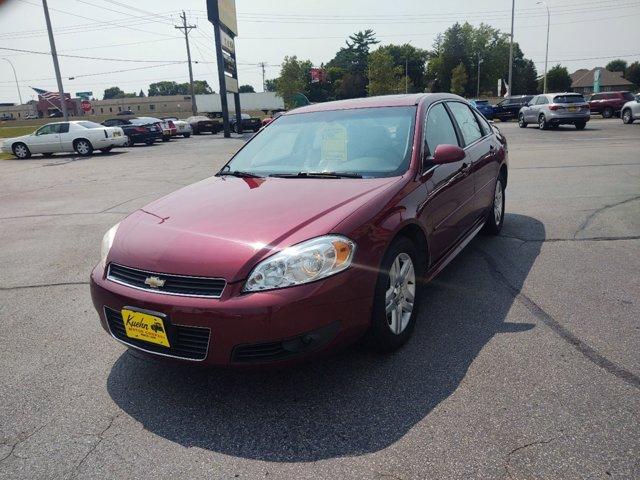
(424, 103, 459, 157)
(36, 124, 56, 136)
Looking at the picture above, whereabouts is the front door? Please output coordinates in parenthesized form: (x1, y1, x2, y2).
(418, 102, 476, 263)
(29, 124, 62, 153)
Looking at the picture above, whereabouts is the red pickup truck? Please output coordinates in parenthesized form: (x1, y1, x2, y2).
(588, 91, 636, 118)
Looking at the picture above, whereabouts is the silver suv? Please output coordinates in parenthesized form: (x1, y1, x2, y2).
(518, 93, 590, 130)
(621, 94, 640, 124)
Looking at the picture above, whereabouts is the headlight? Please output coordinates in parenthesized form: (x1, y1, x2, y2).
(100, 223, 120, 270)
(243, 235, 356, 292)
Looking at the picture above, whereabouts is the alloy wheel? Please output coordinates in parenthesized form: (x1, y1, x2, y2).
(385, 253, 416, 335)
(77, 141, 90, 155)
(14, 144, 28, 158)
(494, 178, 504, 225)
(623, 110, 632, 124)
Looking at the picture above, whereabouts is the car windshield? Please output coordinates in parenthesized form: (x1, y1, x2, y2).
(223, 106, 416, 178)
(554, 95, 585, 104)
(76, 121, 102, 129)
(130, 118, 158, 125)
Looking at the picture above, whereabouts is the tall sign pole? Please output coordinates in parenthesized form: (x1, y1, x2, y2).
(507, 0, 515, 98)
(207, 0, 241, 138)
(175, 11, 197, 115)
(42, 0, 68, 121)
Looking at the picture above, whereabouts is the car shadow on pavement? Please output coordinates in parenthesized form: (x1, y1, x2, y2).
(106, 213, 544, 462)
(4, 151, 127, 162)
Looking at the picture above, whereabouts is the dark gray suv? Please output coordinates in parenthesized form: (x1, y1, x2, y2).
(518, 93, 590, 130)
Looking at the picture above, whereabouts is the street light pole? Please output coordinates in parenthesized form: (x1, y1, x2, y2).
(42, 0, 68, 121)
(507, 0, 515, 98)
(1, 58, 23, 105)
(537, 1, 550, 93)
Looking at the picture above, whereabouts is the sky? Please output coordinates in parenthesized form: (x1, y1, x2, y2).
(0, 0, 639, 104)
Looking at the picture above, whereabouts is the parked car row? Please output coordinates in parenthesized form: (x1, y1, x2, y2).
(472, 90, 639, 125)
(1, 112, 265, 159)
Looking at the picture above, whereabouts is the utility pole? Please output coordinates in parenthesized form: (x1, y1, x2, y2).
(405, 57, 409, 93)
(1, 58, 22, 105)
(476, 53, 483, 98)
(538, 1, 550, 93)
(258, 62, 266, 92)
(175, 11, 197, 115)
(507, 0, 515, 98)
(42, 0, 68, 121)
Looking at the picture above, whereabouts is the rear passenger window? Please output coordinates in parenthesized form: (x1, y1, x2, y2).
(447, 102, 483, 146)
(56, 123, 69, 133)
(424, 103, 459, 156)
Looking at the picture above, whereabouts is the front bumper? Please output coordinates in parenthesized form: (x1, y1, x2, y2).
(1, 145, 11, 154)
(90, 264, 374, 366)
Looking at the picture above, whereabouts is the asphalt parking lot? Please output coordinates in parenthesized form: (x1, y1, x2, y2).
(1, 119, 639, 479)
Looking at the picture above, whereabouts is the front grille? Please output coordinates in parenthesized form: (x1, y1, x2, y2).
(107, 263, 225, 298)
(104, 307, 210, 360)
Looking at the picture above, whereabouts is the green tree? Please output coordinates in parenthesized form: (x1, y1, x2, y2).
(148, 81, 179, 96)
(367, 48, 403, 95)
(276, 56, 313, 108)
(264, 79, 277, 92)
(450, 63, 468, 95)
(138, 89, 145, 97)
(326, 29, 379, 98)
(239, 84, 255, 93)
(375, 44, 429, 93)
(540, 64, 571, 92)
(625, 61, 640, 87)
(103, 86, 125, 100)
(512, 58, 538, 95)
(606, 59, 627, 74)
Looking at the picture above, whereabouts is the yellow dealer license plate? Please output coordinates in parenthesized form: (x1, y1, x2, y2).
(568, 107, 578, 112)
(121, 308, 170, 347)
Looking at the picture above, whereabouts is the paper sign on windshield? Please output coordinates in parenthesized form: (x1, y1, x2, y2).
(320, 124, 348, 165)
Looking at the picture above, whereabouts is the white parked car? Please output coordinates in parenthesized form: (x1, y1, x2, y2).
(162, 117, 192, 138)
(1, 121, 126, 159)
(621, 94, 640, 124)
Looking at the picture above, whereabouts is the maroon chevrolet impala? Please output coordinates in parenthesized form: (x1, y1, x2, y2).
(90, 93, 508, 366)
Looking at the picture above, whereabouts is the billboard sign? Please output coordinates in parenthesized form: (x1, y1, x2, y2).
(223, 52, 236, 77)
(217, 0, 237, 36)
(220, 28, 235, 54)
(594, 68, 601, 93)
(225, 76, 238, 94)
(76, 91, 93, 99)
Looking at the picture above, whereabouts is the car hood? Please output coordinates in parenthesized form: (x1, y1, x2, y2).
(2, 134, 31, 145)
(109, 175, 401, 283)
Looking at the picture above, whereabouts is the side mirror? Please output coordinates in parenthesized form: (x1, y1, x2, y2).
(432, 144, 466, 164)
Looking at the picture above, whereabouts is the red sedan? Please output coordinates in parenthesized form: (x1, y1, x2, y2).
(90, 93, 508, 366)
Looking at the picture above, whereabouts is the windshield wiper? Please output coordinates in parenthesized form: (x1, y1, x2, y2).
(270, 171, 362, 179)
(217, 170, 264, 178)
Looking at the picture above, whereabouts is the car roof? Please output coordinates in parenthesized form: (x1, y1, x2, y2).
(286, 93, 462, 115)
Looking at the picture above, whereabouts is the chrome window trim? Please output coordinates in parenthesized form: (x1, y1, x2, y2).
(107, 263, 226, 299)
(103, 306, 210, 362)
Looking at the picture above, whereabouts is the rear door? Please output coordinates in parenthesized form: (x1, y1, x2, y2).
(56, 123, 74, 151)
(418, 102, 475, 262)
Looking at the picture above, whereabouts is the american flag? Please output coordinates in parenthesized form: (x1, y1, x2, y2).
(31, 87, 61, 101)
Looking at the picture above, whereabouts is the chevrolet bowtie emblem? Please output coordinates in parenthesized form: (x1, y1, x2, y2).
(144, 276, 165, 288)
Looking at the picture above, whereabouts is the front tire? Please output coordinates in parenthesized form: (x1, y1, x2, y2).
(602, 107, 614, 118)
(12, 143, 31, 159)
(74, 139, 93, 156)
(483, 175, 505, 235)
(518, 114, 527, 128)
(575, 122, 586, 130)
(538, 114, 548, 130)
(183, 133, 191, 138)
(622, 109, 634, 124)
(367, 237, 422, 352)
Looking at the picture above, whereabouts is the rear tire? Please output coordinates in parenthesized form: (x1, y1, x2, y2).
(366, 237, 422, 353)
(145, 139, 154, 146)
(483, 174, 505, 235)
(518, 114, 527, 128)
(575, 122, 586, 130)
(234, 124, 241, 134)
(602, 107, 614, 118)
(100, 147, 112, 153)
(74, 139, 93, 156)
(622, 109, 634, 124)
(12, 143, 31, 159)
(538, 114, 548, 130)
(183, 133, 191, 138)
(162, 135, 170, 142)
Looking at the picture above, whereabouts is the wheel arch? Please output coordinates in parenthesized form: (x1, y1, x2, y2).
(391, 222, 430, 273)
(73, 137, 92, 148)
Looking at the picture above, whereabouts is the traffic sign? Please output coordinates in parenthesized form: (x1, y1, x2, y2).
(81, 100, 92, 112)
